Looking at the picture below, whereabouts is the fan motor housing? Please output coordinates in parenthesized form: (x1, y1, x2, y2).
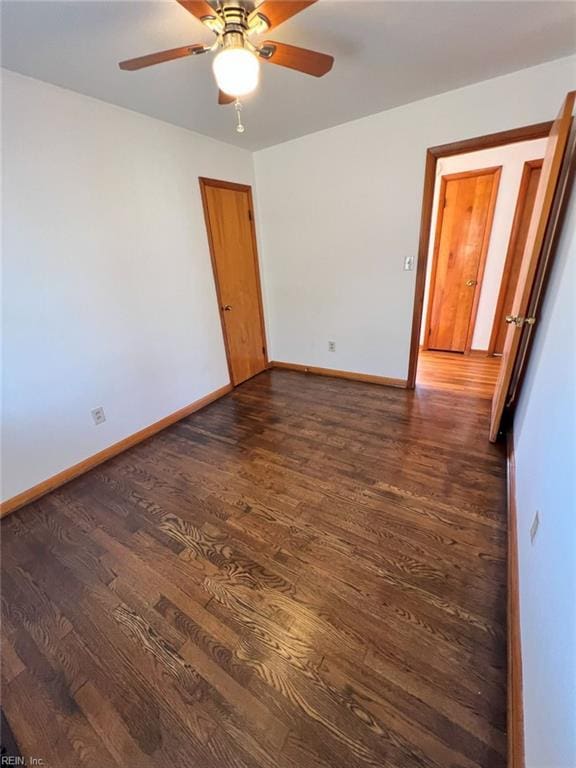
(217, 1, 270, 49)
(220, 3, 247, 32)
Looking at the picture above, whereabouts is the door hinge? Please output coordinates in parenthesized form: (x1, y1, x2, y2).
(248, 210, 253, 222)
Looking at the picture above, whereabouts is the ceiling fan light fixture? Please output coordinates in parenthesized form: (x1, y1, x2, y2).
(212, 46, 259, 97)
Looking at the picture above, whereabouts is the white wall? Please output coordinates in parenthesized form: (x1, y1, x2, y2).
(513, 175, 576, 768)
(3, 57, 576, 502)
(1, 69, 256, 501)
(420, 139, 547, 350)
(254, 55, 576, 379)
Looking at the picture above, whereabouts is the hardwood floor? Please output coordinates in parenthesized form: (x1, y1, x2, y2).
(1, 369, 507, 768)
(417, 349, 501, 398)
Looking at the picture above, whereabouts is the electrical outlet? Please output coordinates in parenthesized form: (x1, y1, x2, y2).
(328, 341, 336, 352)
(530, 510, 540, 545)
(404, 255, 415, 271)
(91, 406, 106, 426)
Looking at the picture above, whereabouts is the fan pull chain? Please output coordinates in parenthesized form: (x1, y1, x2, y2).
(235, 99, 245, 134)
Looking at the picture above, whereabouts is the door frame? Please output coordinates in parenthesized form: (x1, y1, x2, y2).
(199, 177, 269, 386)
(487, 158, 544, 356)
(422, 165, 502, 354)
(407, 120, 553, 389)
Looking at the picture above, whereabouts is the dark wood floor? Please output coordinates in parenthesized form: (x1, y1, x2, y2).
(1, 364, 507, 768)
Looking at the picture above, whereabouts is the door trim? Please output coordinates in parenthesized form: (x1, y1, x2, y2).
(199, 177, 269, 386)
(487, 159, 543, 356)
(423, 166, 502, 353)
(407, 120, 553, 389)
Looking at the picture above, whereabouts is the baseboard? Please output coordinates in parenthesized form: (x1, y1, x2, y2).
(507, 431, 525, 768)
(271, 361, 407, 388)
(0, 383, 233, 519)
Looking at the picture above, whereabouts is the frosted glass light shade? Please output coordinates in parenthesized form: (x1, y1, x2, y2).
(213, 47, 259, 97)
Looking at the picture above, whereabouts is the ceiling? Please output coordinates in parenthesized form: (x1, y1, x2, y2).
(2, 1, 575, 150)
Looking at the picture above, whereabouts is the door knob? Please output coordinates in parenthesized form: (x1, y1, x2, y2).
(222, 304, 232, 312)
(465, 279, 478, 287)
(506, 314, 536, 327)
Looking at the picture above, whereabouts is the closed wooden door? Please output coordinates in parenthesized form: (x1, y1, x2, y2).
(490, 91, 575, 441)
(425, 167, 501, 353)
(200, 178, 268, 386)
(489, 160, 543, 354)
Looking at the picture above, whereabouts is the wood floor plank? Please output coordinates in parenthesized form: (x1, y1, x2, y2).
(1, 357, 506, 767)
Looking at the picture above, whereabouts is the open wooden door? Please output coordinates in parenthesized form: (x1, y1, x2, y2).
(489, 92, 575, 441)
(489, 159, 543, 355)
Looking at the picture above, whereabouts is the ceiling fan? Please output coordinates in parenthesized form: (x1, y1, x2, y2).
(118, 0, 334, 107)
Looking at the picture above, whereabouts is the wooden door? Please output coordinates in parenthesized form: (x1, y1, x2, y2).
(489, 92, 575, 441)
(489, 159, 543, 355)
(425, 167, 501, 353)
(200, 178, 268, 386)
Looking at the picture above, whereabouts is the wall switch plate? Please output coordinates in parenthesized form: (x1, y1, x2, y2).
(530, 510, 540, 545)
(328, 341, 336, 352)
(404, 255, 415, 271)
(91, 406, 106, 426)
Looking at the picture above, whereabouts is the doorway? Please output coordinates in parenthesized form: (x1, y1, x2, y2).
(409, 93, 575, 443)
(423, 166, 501, 353)
(408, 121, 552, 392)
(410, 126, 550, 403)
(199, 177, 268, 386)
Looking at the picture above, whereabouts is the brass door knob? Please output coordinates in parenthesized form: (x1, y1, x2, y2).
(465, 279, 478, 287)
(506, 315, 536, 327)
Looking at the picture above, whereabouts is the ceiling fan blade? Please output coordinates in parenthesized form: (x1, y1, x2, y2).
(218, 90, 235, 105)
(119, 44, 206, 71)
(249, 1, 318, 31)
(176, 0, 219, 23)
(259, 41, 333, 77)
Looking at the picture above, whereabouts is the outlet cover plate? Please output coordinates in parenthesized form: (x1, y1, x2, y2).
(91, 407, 106, 426)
